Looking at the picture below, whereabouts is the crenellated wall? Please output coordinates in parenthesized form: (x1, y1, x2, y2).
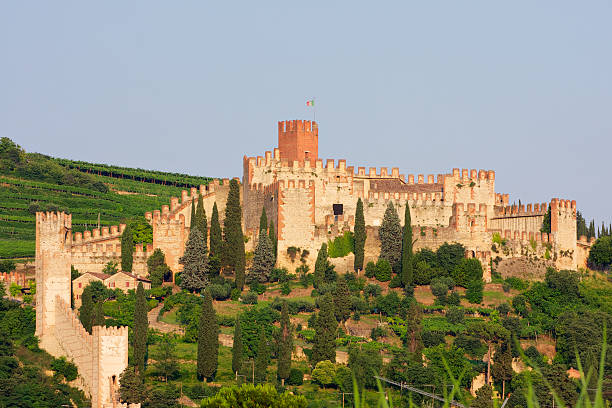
(35, 212, 137, 408)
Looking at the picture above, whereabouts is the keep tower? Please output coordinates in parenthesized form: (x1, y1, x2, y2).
(278, 120, 318, 165)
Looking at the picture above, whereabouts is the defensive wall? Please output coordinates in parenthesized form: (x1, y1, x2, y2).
(35, 212, 137, 408)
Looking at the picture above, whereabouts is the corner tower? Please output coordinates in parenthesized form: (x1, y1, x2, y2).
(278, 120, 318, 165)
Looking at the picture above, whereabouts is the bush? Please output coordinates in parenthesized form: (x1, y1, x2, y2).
(280, 282, 291, 295)
(446, 306, 465, 325)
(375, 258, 392, 282)
(241, 291, 258, 304)
(422, 331, 446, 348)
(452, 258, 483, 288)
(311, 360, 336, 387)
(270, 267, 290, 283)
(466, 279, 484, 304)
(147, 299, 159, 310)
(363, 284, 382, 298)
(370, 327, 385, 341)
(430, 278, 448, 298)
(208, 283, 231, 300)
(230, 288, 240, 301)
(446, 291, 461, 306)
(286, 368, 304, 386)
(505, 276, 529, 291)
(51, 357, 78, 381)
(249, 282, 266, 295)
(389, 274, 402, 288)
(376, 291, 400, 316)
(328, 231, 354, 258)
(364, 261, 377, 278)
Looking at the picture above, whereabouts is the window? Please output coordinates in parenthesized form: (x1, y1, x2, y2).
(126, 282, 129, 287)
(333, 204, 343, 216)
(78, 283, 82, 288)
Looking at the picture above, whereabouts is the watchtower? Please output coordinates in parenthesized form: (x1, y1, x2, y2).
(278, 120, 318, 165)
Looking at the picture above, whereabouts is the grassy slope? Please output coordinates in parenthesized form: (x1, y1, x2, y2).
(0, 160, 212, 259)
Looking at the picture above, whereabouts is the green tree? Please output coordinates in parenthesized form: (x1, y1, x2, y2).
(118, 367, 147, 404)
(311, 293, 337, 366)
(277, 301, 293, 385)
(491, 344, 513, 398)
(232, 317, 243, 375)
(195, 193, 208, 237)
(587, 236, 612, 270)
(134, 282, 148, 376)
(224, 179, 246, 290)
(354, 198, 366, 272)
(424, 344, 475, 388)
(470, 384, 493, 408)
(467, 321, 509, 384)
(248, 229, 274, 283)
(190, 199, 196, 229)
(313, 243, 329, 288)
(179, 227, 209, 293)
(311, 360, 336, 388)
(209, 202, 223, 258)
(401, 202, 414, 287)
(145, 385, 180, 408)
(70, 265, 80, 308)
(348, 345, 383, 390)
(453, 258, 483, 288)
(102, 260, 119, 275)
(466, 278, 484, 304)
(197, 291, 219, 381)
(254, 330, 270, 384)
(379, 201, 402, 272)
(541, 205, 551, 233)
(154, 334, 179, 382)
(404, 301, 423, 354)
(259, 207, 268, 233)
(147, 248, 170, 287)
(92, 300, 105, 327)
(334, 275, 351, 324)
(79, 286, 94, 334)
(200, 384, 307, 407)
(121, 223, 134, 272)
(268, 220, 277, 262)
(436, 242, 465, 274)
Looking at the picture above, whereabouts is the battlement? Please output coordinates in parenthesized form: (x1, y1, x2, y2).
(72, 224, 126, 244)
(278, 179, 315, 190)
(550, 198, 577, 212)
(152, 213, 186, 235)
(367, 191, 444, 202)
(495, 193, 510, 206)
(495, 202, 548, 217)
(450, 168, 495, 181)
(501, 229, 551, 243)
(278, 119, 318, 165)
(453, 203, 488, 215)
(0, 271, 27, 287)
(36, 211, 72, 230)
(56, 295, 93, 348)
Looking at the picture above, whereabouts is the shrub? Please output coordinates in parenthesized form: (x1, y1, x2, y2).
(286, 368, 304, 386)
(370, 327, 385, 341)
(446, 306, 465, 325)
(447, 291, 461, 306)
(422, 330, 446, 348)
(375, 258, 392, 282)
(466, 279, 484, 304)
(208, 283, 231, 300)
(230, 288, 240, 301)
(452, 258, 483, 288)
(505, 276, 529, 291)
(280, 282, 291, 295)
(241, 291, 258, 304)
(376, 291, 400, 316)
(270, 267, 290, 283)
(311, 360, 336, 387)
(363, 284, 382, 298)
(327, 231, 354, 258)
(364, 261, 376, 278)
(389, 274, 402, 288)
(147, 299, 159, 310)
(430, 278, 448, 298)
(51, 356, 78, 381)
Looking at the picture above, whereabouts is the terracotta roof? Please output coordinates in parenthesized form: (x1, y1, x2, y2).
(110, 271, 151, 283)
(81, 272, 111, 280)
(368, 178, 443, 193)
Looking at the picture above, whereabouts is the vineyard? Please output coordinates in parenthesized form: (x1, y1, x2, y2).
(0, 138, 213, 259)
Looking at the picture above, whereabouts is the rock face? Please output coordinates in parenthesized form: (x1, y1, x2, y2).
(35, 212, 137, 408)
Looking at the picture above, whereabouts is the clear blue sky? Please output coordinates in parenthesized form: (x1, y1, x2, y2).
(1, 2, 610, 225)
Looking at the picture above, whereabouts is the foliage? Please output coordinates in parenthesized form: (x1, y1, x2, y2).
(248, 229, 275, 283)
(121, 223, 134, 272)
(348, 344, 383, 390)
(224, 179, 246, 290)
(0, 260, 16, 273)
(466, 279, 484, 304)
(232, 318, 243, 374)
(241, 291, 258, 304)
(376, 291, 401, 316)
(541, 204, 551, 233)
(588, 236, 612, 270)
(200, 383, 307, 408)
(209, 202, 223, 261)
(379, 201, 402, 272)
(446, 306, 465, 325)
(50, 356, 78, 381)
(312, 360, 336, 387)
(364, 261, 377, 278)
(153, 334, 179, 382)
(311, 293, 337, 366)
(328, 231, 354, 258)
(314, 243, 336, 288)
(239, 306, 279, 358)
(436, 242, 466, 275)
(79, 286, 94, 333)
(401, 203, 414, 287)
(254, 330, 270, 383)
(119, 366, 147, 404)
(354, 198, 366, 271)
(179, 227, 208, 293)
(453, 334, 486, 358)
(134, 282, 149, 376)
(452, 258, 483, 288)
(375, 258, 392, 282)
(286, 368, 304, 385)
(102, 260, 119, 275)
(277, 301, 293, 382)
(147, 248, 170, 287)
(194, 193, 207, 236)
(334, 275, 352, 323)
(198, 291, 219, 381)
(423, 344, 475, 388)
(470, 384, 493, 408)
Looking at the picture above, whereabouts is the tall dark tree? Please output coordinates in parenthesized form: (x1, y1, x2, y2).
(190, 199, 196, 229)
(588, 220, 596, 239)
(492, 344, 513, 398)
(313, 243, 329, 288)
(254, 330, 270, 384)
(379, 201, 402, 272)
(404, 301, 423, 355)
(231, 318, 243, 376)
(209, 202, 222, 257)
(311, 293, 337, 366)
(154, 334, 179, 382)
(178, 227, 208, 293)
(334, 275, 351, 324)
(576, 211, 587, 239)
(248, 229, 275, 283)
(195, 193, 208, 240)
(118, 367, 147, 404)
(471, 384, 493, 408)
(541, 205, 551, 233)
(268, 220, 277, 262)
(70, 265, 81, 309)
(277, 301, 293, 385)
(224, 179, 246, 290)
(134, 282, 148, 376)
(259, 208, 268, 234)
(121, 223, 134, 272)
(197, 291, 219, 381)
(401, 203, 414, 287)
(79, 287, 93, 334)
(354, 198, 366, 272)
(92, 301, 105, 327)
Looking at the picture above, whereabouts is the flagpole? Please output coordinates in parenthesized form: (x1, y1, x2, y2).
(313, 97, 316, 123)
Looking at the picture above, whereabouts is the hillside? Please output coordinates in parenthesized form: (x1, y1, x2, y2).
(0, 137, 212, 259)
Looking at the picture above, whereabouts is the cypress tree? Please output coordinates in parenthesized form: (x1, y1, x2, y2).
(197, 290, 219, 381)
(178, 227, 208, 293)
(92, 300, 105, 327)
(209, 202, 222, 257)
(195, 193, 207, 239)
(190, 199, 196, 229)
(379, 201, 402, 273)
(541, 205, 552, 233)
(277, 301, 293, 385)
(248, 229, 274, 283)
(231, 318, 243, 376)
(224, 179, 246, 290)
(311, 293, 337, 366)
(404, 301, 423, 355)
(118, 367, 147, 404)
(334, 275, 351, 324)
(354, 198, 366, 272)
(314, 243, 329, 288)
(471, 384, 493, 408)
(134, 282, 148, 377)
(259, 208, 268, 234)
(268, 220, 277, 262)
(254, 330, 269, 384)
(79, 287, 93, 334)
(121, 223, 134, 272)
(401, 203, 414, 288)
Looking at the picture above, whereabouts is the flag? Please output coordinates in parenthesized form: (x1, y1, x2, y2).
(306, 100, 314, 107)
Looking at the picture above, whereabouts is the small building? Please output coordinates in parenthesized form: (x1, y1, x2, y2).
(73, 272, 111, 308)
(72, 271, 151, 308)
(104, 271, 151, 292)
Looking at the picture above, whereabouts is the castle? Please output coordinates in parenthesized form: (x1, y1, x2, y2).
(33, 119, 592, 405)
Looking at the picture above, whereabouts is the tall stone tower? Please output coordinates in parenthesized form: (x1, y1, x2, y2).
(35, 211, 72, 347)
(278, 120, 318, 165)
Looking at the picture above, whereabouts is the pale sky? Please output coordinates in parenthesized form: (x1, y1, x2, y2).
(1, 2, 610, 224)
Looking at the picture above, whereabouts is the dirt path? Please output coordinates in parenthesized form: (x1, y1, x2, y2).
(148, 303, 184, 334)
